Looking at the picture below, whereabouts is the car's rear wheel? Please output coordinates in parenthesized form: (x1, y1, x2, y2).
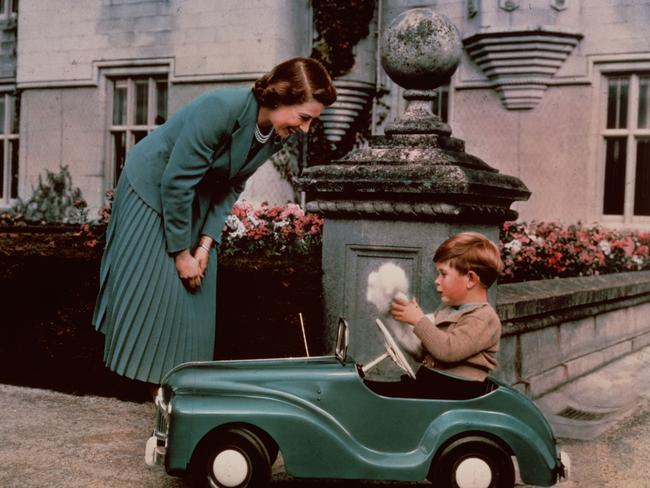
(190, 428, 271, 488)
(429, 436, 515, 488)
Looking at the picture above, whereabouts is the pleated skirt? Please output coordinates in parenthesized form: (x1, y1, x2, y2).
(92, 175, 217, 384)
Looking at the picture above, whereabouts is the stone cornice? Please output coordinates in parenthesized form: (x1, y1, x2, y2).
(463, 26, 583, 110)
(305, 199, 519, 223)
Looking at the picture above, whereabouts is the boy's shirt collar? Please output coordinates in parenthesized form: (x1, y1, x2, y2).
(434, 302, 487, 322)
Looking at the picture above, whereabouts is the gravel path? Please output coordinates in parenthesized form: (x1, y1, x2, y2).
(1, 383, 649, 487)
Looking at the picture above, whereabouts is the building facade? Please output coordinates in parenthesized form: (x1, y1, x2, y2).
(3, 0, 650, 229)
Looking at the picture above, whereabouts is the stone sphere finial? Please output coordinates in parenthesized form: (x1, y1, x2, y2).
(380, 8, 462, 90)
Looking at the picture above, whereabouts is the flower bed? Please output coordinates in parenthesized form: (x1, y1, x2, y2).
(4, 197, 650, 285)
(220, 201, 323, 257)
(218, 207, 650, 283)
(500, 221, 650, 283)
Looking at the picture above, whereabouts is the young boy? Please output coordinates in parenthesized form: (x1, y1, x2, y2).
(390, 231, 504, 400)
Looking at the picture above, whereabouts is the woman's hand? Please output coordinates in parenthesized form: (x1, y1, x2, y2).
(391, 296, 425, 326)
(174, 249, 203, 290)
(193, 236, 213, 277)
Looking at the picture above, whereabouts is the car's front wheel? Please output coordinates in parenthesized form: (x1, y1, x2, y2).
(429, 436, 515, 488)
(190, 428, 271, 488)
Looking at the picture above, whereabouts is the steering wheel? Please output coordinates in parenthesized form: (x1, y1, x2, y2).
(374, 319, 416, 379)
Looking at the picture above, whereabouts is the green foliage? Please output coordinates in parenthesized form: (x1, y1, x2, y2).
(16, 165, 88, 224)
(311, 0, 376, 78)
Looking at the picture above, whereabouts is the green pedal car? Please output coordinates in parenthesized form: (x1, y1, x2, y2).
(145, 318, 568, 488)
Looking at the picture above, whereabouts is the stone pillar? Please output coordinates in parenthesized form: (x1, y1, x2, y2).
(297, 9, 530, 378)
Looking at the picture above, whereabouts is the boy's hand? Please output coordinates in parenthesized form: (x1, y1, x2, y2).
(391, 297, 424, 325)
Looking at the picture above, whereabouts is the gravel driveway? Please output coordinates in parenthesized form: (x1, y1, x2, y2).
(2, 382, 649, 487)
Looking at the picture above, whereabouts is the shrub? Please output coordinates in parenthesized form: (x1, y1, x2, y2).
(16, 165, 88, 224)
(500, 221, 650, 283)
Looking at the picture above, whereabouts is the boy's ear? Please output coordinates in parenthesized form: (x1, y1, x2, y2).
(466, 270, 481, 289)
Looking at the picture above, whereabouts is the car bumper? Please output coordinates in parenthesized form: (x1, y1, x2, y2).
(144, 388, 171, 468)
(145, 435, 166, 467)
(555, 450, 571, 483)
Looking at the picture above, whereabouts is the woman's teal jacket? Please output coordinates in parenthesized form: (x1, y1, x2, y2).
(124, 87, 283, 254)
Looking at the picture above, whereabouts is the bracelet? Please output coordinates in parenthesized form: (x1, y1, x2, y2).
(198, 243, 211, 253)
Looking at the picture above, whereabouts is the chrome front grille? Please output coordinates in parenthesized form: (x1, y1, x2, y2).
(154, 407, 169, 440)
(154, 389, 170, 441)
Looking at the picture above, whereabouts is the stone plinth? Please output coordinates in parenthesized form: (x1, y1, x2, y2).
(297, 8, 530, 378)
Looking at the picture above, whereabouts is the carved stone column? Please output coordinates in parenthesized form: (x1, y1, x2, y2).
(297, 8, 530, 377)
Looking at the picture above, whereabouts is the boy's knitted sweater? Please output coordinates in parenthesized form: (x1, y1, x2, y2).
(413, 302, 501, 381)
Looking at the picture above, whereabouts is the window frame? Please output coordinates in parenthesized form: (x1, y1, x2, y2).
(599, 70, 650, 226)
(0, 0, 18, 18)
(103, 67, 169, 189)
(0, 89, 19, 208)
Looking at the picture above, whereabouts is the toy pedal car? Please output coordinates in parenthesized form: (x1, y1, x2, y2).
(145, 318, 568, 488)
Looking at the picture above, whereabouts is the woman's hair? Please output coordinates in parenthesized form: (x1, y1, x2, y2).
(433, 232, 504, 288)
(253, 57, 337, 108)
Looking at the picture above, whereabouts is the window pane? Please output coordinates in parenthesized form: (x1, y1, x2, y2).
(11, 93, 19, 134)
(11, 0, 17, 14)
(0, 1, 5, 15)
(134, 80, 148, 125)
(607, 78, 629, 129)
(0, 96, 5, 135)
(113, 132, 126, 185)
(112, 84, 126, 125)
(603, 137, 627, 215)
(156, 80, 167, 125)
(432, 85, 449, 122)
(0, 140, 4, 199)
(10, 138, 17, 198)
(133, 130, 147, 145)
(619, 79, 628, 129)
(634, 138, 650, 216)
(639, 77, 649, 129)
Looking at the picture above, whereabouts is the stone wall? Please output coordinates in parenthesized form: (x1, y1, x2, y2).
(495, 271, 650, 398)
(16, 0, 310, 85)
(381, 0, 650, 226)
(15, 0, 310, 211)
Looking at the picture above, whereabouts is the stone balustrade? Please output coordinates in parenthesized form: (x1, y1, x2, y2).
(495, 270, 650, 398)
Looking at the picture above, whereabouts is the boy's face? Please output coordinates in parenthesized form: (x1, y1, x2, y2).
(434, 260, 470, 306)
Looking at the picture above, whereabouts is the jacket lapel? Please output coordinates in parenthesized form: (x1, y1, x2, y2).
(228, 92, 285, 179)
(228, 91, 258, 179)
(239, 136, 284, 177)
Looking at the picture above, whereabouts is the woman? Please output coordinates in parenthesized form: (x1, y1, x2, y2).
(92, 58, 336, 385)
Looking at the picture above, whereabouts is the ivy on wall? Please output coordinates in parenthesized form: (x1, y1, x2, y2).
(310, 0, 376, 78)
(274, 0, 378, 177)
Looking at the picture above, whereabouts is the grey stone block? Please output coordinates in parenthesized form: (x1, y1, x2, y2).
(559, 316, 597, 360)
(494, 334, 518, 384)
(564, 350, 605, 379)
(632, 331, 650, 351)
(595, 308, 633, 345)
(602, 341, 633, 364)
(527, 365, 567, 399)
(520, 325, 562, 378)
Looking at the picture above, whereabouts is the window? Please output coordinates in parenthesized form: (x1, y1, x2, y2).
(0, 91, 19, 206)
(432, 84, 449, 123)
(109, 76, 168, 186)
(0, 0, 18, 17)
(602, 74, 650, 222)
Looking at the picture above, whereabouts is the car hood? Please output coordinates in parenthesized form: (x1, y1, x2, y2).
(162, 355, 355, 394)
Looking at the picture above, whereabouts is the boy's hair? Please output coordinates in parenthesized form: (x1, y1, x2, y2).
(433, 232, 504, 287)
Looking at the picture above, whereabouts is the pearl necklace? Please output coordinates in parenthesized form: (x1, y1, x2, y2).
(254, 124, 273, 144)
